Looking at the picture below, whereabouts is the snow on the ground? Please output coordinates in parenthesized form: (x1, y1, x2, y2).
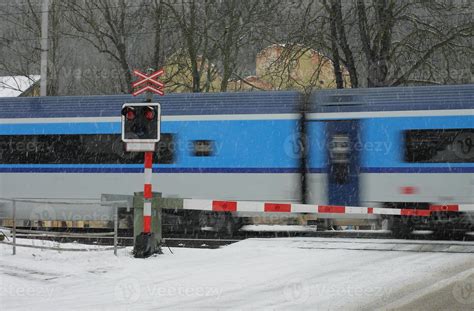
(1, 238, 473, 310)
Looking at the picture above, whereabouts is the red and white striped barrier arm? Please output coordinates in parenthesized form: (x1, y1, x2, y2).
(182, 200, 474, 217)
(430, 204, 474, 213)
(143, 152, 153, 233)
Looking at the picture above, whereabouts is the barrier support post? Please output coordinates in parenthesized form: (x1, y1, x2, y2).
(12, 199, 16, 255)
(143, 152, 153, 233)
(113, 204, 118, 256)
(133, 152, 161, 258)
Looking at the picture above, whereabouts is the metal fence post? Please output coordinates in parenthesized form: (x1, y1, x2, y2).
(113, 204, 118, 256)
(12, 199, 16, 255)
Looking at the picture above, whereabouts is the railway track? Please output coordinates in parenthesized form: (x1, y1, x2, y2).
(8, 228, 474, 250)
(8, 234, 474, 253)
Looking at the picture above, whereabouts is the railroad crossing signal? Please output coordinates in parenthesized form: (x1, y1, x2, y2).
(121, 102, 162, 257)
(132, 69, 165, 96)
(128, 68, 164, 258)
(121, 103, 161, 143)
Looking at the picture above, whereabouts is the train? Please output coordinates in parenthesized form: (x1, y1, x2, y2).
(0, 84, 472, 237)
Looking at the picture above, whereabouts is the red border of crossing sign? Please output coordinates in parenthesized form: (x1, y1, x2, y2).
(132, 69, 165, 96)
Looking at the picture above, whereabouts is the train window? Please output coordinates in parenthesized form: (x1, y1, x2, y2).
(192, 140, 214, 157)
(404, 129, 474, 163)
(0, 133, 175, 164)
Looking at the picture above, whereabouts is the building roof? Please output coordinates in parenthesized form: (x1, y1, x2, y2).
(0, 75, 40, 97)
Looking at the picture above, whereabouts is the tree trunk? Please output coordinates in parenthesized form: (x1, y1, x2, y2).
(328, 0, 344, 89)
(333, 0, 358, 88)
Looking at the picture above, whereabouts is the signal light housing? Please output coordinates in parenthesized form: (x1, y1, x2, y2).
(121, 103, 161, 143)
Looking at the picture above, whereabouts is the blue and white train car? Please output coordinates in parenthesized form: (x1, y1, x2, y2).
(0, 92, 303, 203)
(308, 84, 473, 210)
(0, 85, 472, 234)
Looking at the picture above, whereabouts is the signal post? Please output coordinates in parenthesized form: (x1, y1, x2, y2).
(121, 68, 164, 258)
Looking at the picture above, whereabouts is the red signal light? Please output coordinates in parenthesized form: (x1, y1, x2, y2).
(144, 107, 155, 121)
(122, 107, 136, 120)
(126, 110, 136, 120)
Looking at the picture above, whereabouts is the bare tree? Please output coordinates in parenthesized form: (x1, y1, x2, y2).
(63, 0, 149, 93)
(151, 0, 165, 70)
(256, 1, 351, 92)
(162, 0, 207, 92)
(1, 0, 471, 96)
(0, 0, 66, 95)
(211, 0, 278, 92)
(291, 0, 473, 88)
(161, 0, 279, 93)
(388, 0, 473, 86)
(323, 0, 359, 88)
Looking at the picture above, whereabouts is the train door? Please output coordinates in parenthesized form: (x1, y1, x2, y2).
(325, 120, 360, 206)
